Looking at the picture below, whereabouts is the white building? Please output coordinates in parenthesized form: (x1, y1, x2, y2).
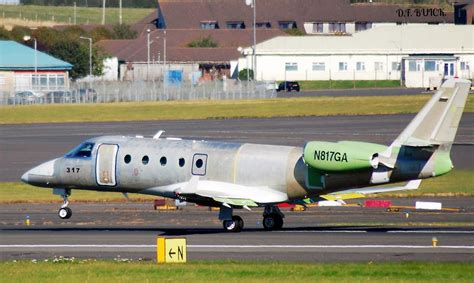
(239, 25, 474, 88)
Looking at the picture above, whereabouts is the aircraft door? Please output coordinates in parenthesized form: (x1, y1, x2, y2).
(96, 144, 118, 186)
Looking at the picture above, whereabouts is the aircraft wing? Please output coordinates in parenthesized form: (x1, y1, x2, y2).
(178, 176, 288, 206)
(320, 179, 422, 201)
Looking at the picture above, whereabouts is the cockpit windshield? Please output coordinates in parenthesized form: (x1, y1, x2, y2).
(65, 142, 95, 158)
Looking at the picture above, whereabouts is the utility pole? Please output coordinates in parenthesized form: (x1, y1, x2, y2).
(23, 36, 37, 74)
(73, 2, 77, 25)
(147, 29, 150, 80)
(101, 0, 106, 25)
(252, 0, 256, 80)
(119, 0, 122, 25)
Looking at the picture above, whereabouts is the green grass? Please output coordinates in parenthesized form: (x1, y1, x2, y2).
(0, 182, 155, 203)
(379, 170, 474, 197)
(298, 80, 402, 90)
(0, 5, 154, 25)
(1, 260, 472, 282)
(1, 170, 472, 203)
(2, 95, 473, 124)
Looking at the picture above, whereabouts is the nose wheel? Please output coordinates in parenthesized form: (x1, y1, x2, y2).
(58, 207, 72, 219)
(54, 188, 72, 220)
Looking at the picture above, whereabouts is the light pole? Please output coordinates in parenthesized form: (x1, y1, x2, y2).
(245, 0, 256, 80)
(146, 28, 151, 80)
(163, 30, 167, 98)
(79, 36, 93, 78)
(23, 35, 37, 74)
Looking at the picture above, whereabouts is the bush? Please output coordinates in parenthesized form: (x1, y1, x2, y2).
(187, 36, 218, 48)
(238, 68, 254, 81)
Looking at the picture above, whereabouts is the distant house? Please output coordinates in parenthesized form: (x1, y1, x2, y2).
(155, 0, 453, 35)
(0, 40, 73, 94)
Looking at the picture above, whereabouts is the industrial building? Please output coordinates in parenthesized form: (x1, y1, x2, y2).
(238, 25, 473, 88)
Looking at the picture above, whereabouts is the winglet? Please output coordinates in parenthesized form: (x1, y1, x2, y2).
(153, 130, 165, 139)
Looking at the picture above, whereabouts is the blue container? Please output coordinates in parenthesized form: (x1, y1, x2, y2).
(166, 70, 183, 85)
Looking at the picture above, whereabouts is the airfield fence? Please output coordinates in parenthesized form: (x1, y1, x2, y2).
(1, 80, 277, 106)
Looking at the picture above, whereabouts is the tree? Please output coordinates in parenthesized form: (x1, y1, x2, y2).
(50, 39, 104, 79)
(91, 26, 115, 42)
(9, 26, 32, 42)
(187, 36, 218, 48)
(112, 24, 137, 39)
(0, 27, 11, 40)
(283, 28, 305, 36)
(238, 68, 254, 81)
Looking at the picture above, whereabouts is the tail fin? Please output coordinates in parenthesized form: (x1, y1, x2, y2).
(377, 79, 471, 175)
(391, 78, 471, 149)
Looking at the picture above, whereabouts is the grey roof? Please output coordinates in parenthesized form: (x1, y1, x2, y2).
(246, 25, 474, 55)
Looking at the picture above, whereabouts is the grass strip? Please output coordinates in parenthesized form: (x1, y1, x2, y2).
(2, 95, 473, 124)
(1, 260, 473, 282)
(0, 5, 154, 25)
(1, 170, 472, 203)
(298, 80, 402, 90)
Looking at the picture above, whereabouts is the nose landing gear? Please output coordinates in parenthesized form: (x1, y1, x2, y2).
(54, 188, 72, 219)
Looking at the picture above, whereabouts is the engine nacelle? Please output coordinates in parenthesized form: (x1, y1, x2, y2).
(303, 141, 385, 172)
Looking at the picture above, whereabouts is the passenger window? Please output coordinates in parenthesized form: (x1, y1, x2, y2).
(142, 155, 149, 165)
(179, 158, 185, 167)
(196, 159, 203, 168)
(65, 142, 94, 158)
(124, 155, 131, 164)
(160, 156, 167, 166)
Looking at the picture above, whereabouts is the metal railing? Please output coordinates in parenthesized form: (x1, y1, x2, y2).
(1, 80, 278, 106)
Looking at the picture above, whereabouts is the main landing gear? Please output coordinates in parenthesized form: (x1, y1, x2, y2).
(262, 205, 284, 231)
(54, 188, 72, 219)
(220, 207, 243, 232)
(219, 205, 285, 232)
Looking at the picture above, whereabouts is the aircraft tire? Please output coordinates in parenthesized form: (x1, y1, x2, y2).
(223, 215, 244, 232)
(58, 207, 72, 219)
(263, 214, 283, 230)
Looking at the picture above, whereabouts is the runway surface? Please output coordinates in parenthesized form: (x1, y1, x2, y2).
(1, 198, 473, 262)
(1, 113, 473, 181)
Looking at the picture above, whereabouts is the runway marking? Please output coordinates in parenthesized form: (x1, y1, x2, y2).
(1, 244, 473, 249)
(274, 230, 474, 234)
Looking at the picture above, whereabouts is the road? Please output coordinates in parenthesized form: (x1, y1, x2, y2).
(1, 198, 473, 262)
(1, 114, 472, 182)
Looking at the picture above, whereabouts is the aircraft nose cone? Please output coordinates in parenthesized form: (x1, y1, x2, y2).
(21, 159, 57, 186)
(21, 171, 29, 183)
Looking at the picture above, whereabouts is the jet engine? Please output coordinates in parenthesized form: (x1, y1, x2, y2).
(303, 141, 386, 172)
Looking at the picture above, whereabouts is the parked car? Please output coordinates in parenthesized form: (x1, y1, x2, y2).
(277, 81, 300, 92)
(8, 90, 44, 105)
(45, 90, 73, 104)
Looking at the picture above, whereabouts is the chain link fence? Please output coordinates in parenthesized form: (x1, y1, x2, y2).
(1, 79, 278, 106)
